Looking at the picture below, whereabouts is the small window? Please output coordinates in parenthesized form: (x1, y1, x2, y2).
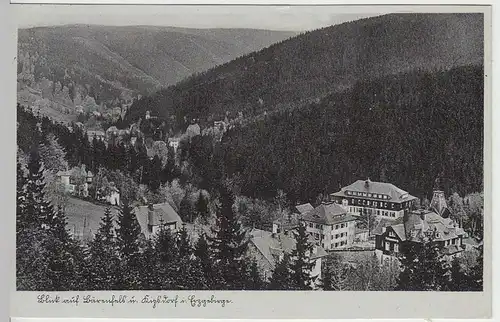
(368, 193, 372, 197)
(394, 244, 399, 252)
(385, 242, 390, 251)
(309, 223, 313, 228)
(335, 225, 339, 230)
(335, 243, 339, 248)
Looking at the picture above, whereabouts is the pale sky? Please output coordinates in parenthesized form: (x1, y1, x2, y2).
(15, 5, 386, 31)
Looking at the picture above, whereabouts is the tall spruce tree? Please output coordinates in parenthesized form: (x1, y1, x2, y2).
(290, 222, 315, 290)
(244, 259, 266, 290)
(318, 263, 335, 291)
(208, 186, 249, 290)
(195, 191, 209, 220)
(24, 147, 55, 227)
(177, 224, 192, 259)
(88, 208, 120, 290)
(16, 158, 51, 290)
(194, 233, 216, 288)
(396, 239, 450, 291)
(116, 202, 142, 289)
(268, 254, 293, 290)
(43, 206, 86, 290)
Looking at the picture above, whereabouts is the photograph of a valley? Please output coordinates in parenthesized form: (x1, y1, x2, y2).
(16, 7, 485, 292)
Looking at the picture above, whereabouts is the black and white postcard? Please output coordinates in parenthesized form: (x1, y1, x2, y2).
(7, 2, 492, 319)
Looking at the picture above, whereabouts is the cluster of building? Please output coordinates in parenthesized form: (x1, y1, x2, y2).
(270, 178, 472, 268)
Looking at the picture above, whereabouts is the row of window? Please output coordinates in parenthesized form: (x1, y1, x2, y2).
(384, 241, 399, 252)
(335, 223, 347, 230)
(346, 191, 390, 199)
(334, 232, 347, 239)
(307, 222, 348, 231)
(445, 238, 461, 246)
(349, 206, 399, 218)
(333, 240, 348, 248)
(350, 198, 397, 209)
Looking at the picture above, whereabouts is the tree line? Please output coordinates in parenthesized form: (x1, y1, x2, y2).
(16, 148, 318, 291)
(178, 65, 483, 208)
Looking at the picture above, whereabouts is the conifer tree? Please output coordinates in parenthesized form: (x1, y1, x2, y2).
(208, 186, 249, 290)
(43, 206, 86, 290)
(290, 222, 315, 290)
(268, 254, 292, 290)
(16, 158, 51, 290)
(177, 224, 192, 259)
(396, 240, 450, 291)
(24, 148, 55, 227)
(195, 191, 209, 219)
(116, 202, 142, 289)
(244, 259, 266, 290)
(179, 195, 194, 222)
(88, 208, 120, 290)
(318, 263, 334, 290)
(469, 245, 484, 291)
(194, 233, 216, 288)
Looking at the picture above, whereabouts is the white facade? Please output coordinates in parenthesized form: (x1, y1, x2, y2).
(303, 219, 356, 250)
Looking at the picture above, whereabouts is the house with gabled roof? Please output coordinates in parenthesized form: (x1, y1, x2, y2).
(300, 202, 358, 250)
(134, 203, 183, 239)
(330, 178, 418, 220)
(247, 228, 328, 287)
(374, 206, 466, 262)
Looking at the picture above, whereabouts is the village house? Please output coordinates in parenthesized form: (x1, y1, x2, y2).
(134, 203, 183, 240)
(56, 165, 93, 197)
(168, 137, 181, 154)
(300, 202, 358, 250)
(374, 190, 466, 262)
(330, 178, 418, 220)
(87, 130, 106, 143)
(247, 228, 328, 287)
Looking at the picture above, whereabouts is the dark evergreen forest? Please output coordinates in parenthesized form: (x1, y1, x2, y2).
(183, 65, 483, 205)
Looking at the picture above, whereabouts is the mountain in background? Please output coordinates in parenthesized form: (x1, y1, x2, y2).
(125, 13, 483, 130)
(17, 25, 296, 123)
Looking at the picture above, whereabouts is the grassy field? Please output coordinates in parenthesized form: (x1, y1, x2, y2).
(64, 197, 119, 238)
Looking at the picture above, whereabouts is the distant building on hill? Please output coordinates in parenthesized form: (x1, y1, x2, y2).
(134, 203, 183, 240)
(330, 178, 417, 220)
(87, 130, 106, 143)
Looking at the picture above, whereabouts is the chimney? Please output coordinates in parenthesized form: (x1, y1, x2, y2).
(147, 204, 155, 227)
(365, 178, 371, 188)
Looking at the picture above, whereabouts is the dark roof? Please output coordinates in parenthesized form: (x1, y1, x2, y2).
(331, 179, 417, 203)
(249, 229, 328, 269)
(375, 209, 465, 243)
(135, 203, 182, 235)
(301, 202, 357, 225)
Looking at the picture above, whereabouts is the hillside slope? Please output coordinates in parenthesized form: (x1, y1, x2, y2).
(17, 25, 296, 122)
(125, 13, 484, 129)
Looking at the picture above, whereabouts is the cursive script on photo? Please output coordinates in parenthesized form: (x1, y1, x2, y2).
(37, 293, 233, 308)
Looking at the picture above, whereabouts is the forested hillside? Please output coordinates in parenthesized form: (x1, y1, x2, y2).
(185, 65, 483, 204)
(125, 13, 484, 130)
(17, 25, 295, 122)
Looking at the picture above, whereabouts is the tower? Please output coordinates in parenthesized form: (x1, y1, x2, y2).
(430, 190, 448, 217)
